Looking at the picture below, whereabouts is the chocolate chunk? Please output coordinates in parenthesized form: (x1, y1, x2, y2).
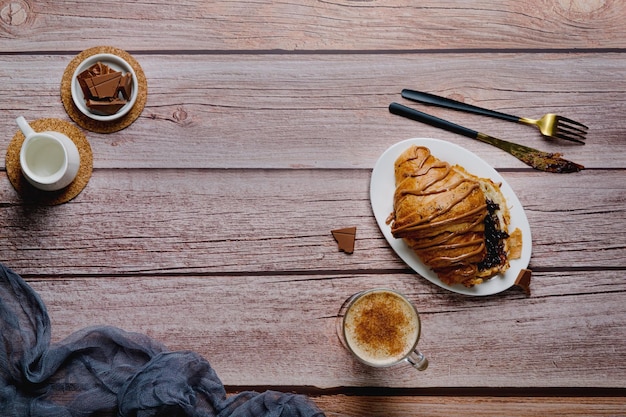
(76, 61, 133, 116)
(86, 72, 122, 99)
(515, 269, 532, 296)
(86, 98, 127, 115)
(77, 65, 100, 98)
(117, 73, 133, 100)
(332, 227, 357, 254)
(79, 63, 103, 79)
(77, 77, 91, 99)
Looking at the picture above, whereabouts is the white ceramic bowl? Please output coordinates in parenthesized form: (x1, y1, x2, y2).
(71, 53, 138, 122)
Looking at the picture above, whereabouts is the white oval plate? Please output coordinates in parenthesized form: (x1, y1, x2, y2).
(370, 138, 532, 296)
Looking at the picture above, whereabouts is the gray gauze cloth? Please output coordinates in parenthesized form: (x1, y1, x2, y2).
(0, 264, 325, 417)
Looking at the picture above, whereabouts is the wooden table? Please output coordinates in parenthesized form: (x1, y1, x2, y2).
(1, 1, 625, 415)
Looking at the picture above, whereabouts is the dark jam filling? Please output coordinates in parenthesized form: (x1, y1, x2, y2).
(478, 200, 509, 271)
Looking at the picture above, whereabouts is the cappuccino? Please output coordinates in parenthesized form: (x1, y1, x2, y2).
(342, 289, 420, 367)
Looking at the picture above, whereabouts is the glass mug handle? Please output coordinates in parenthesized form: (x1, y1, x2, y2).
(407, 349, 428, 371)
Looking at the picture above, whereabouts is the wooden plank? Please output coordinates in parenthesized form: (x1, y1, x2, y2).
(1, 0, 624, 51)
(1, 1, 623, 414)
(1, 54, 623, 170)
(313, 395, 626, 417)
(23, 270, 626, 388)
(1, 169, 623, 275)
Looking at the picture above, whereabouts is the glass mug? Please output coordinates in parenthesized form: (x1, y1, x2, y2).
(337, 288, 428, 371)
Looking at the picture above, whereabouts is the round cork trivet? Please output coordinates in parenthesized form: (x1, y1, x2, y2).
(5, 118, 93, 205)
(60, 46, 147, 133)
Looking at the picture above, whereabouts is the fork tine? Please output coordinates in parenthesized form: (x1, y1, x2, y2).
(557, 121, 588, 134)
(553, 131, 586, 144)
(557, 122, 588, 136)
(556, 124, 588, 140)
(556, 116, 589, 130)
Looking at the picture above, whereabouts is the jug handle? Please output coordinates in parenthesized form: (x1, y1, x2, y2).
(16, 116, 35, 138)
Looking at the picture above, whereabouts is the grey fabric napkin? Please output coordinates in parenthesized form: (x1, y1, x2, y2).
(0, 264, 325, 417)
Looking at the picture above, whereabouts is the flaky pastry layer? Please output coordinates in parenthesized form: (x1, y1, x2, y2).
(387, 145, 521, 287)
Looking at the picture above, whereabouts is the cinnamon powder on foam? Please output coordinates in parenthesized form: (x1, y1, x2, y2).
(346, 292, 417, 362)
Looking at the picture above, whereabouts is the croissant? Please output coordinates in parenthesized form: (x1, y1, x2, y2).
(387, 145, 522, 287)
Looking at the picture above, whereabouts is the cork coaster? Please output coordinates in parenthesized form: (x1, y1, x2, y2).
(60, 46, 147, 133)
(5, 118, 93, 205)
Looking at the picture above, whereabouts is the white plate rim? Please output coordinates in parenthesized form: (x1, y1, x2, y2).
(370, 138, 532, 296)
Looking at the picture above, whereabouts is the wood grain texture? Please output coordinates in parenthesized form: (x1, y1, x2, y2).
(313, 396, 626, 417)
(3, 168, 625, 390)
(0, 0, 624, 51)
(25, 270, 626, 388)
(1, 169, 623, 275)
(1, 54, 624, 170)
(1, 0, 625, 414)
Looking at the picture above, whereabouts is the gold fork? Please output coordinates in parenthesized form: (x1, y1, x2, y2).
(401, 89, 588, 144)
(389, 102, 584, 173)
